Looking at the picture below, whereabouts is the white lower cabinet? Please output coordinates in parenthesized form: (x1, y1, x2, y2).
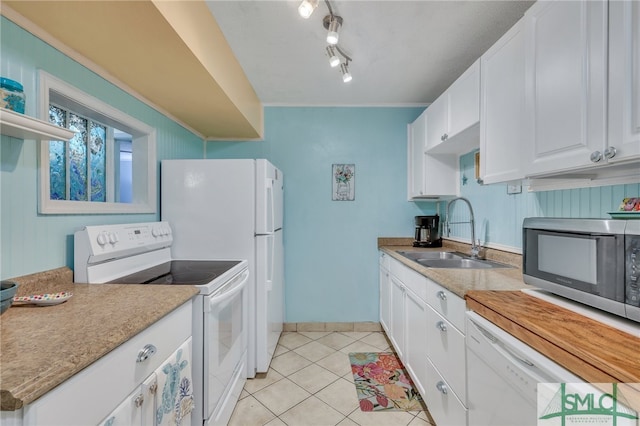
(389, 274, 406, 360)
(379, 252, 391, 333)
(425, 359, 468, 426)
(403, 288, 429, 397)
(18, 302, 193, 426)
(98, 374, 158, 426)
(379, 252, 468, 426)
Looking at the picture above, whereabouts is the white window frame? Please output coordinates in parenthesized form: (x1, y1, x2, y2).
(38, 71, 156, 214)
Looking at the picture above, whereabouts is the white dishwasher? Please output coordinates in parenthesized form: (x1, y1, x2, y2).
(466, 311, 581, 426)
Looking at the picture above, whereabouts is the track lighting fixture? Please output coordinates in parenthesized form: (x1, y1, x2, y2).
(298, 0, 318, 19)
(326, 46, 340, 68)
(298, 0, 353, 83)
(325, 15, 342, 45)
(340, 63, 352, 83)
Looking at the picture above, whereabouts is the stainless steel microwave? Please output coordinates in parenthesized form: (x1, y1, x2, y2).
(523, 218, 640, 323)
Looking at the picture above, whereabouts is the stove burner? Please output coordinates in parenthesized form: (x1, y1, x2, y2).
(110, 260, 242, 286)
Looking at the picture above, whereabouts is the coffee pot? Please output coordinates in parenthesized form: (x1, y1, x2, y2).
(413, 215, 442, 247)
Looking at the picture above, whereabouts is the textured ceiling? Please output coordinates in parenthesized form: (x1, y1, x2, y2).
(206, 0, 535, 106)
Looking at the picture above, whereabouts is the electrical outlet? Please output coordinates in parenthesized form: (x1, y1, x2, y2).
(507, 184, 522, 194)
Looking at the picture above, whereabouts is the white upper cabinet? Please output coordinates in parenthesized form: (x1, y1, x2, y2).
(480, 18, 526, 184)
(524, 0, 608, 176)
(608, 0, 640, 164)
(426, 60, 480, 155)
(407, 111, 457, 199)
(408, 115, 427, 199)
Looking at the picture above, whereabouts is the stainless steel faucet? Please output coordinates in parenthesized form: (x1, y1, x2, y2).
(445, 197, 480, 259)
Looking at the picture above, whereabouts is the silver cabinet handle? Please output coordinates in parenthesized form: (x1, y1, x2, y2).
(136, 344, 157, 363)
(436, 321, 447, 332)
(437, 290, 447, 301)
(149, 382, 158, 395)
(604, 146, 617, 159)
(436, 381, 448, 395)
(590, 151, 603, 163)
(134, 394, 144, 408)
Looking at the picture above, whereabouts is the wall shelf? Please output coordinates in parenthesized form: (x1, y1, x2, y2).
(1, 109, 74, 141)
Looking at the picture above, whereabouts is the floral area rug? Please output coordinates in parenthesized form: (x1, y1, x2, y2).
(349, 352, 425, 412)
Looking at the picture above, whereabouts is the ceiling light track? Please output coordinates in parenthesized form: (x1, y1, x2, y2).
(298, 0, 353, 83)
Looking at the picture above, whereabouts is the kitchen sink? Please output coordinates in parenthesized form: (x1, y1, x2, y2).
(397, 251, 465, 261)
(397, 251, 512, 269)
(415, 258, 511, 269)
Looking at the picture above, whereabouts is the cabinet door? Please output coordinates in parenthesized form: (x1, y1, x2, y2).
(155, 338, 194, 426)
(404, 288, 428, 398)
(608, 0, 640, 163)
(426, 96, 448, 150)
(98, 373, 156, 426)
(480, 18, 526, 184)
(448, 60, 480, 137)
(389, 275, 405, 359)
(379, 260, 391, 333)
(524, 0, 607, 176)
(408, 114, 427, 199)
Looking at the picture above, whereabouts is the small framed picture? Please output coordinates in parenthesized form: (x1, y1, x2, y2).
(332, 164, 355, 201)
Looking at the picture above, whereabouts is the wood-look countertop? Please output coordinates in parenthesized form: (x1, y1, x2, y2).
(0, 267, 198, 411)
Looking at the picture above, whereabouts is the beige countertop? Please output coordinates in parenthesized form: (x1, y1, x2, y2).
(0, 267, 198, 411)
(378, 238, 531, 297)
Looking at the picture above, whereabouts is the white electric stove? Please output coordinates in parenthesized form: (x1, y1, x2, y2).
(74, 221, 249, 426)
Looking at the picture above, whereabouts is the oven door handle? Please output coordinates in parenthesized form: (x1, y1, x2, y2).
(208, 270, 249, 310)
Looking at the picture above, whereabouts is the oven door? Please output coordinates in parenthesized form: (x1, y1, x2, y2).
(203, 269, 249, 421)
(523, 226, 625, 311)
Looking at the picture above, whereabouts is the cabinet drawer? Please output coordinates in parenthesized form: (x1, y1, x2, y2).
(390, 259, 428, 302)
(426, 279, 466, 331)
(425, 359, 468, 426)
(426, 305, 466, 403)
(24, 301, 192, 426)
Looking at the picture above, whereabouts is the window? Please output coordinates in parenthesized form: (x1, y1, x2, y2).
(38, 71, 156, 214)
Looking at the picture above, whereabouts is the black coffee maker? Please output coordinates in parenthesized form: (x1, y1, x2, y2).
(413, 215, 442, 247)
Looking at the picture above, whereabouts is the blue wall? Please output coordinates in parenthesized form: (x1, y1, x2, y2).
(207, 107, 436, 322)
(0, 17, 203, 279)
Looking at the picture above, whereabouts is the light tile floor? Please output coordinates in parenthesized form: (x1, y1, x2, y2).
(229, 331, 436, 426)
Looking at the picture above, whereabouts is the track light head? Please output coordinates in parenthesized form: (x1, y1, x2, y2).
(323, 14, 342, 45)
(341, 63, 352, 83)
(326, 46, 340, 68)
(298, 0, 318, 19)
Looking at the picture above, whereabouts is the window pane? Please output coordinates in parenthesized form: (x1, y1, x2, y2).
(49, 140, 66, 200)
(69, 113, 88, 201)
(48, 105, 68, 200)
(90, 122, 106, 202)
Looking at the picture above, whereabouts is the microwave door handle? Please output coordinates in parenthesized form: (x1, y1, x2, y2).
(208, 270, 249, 309)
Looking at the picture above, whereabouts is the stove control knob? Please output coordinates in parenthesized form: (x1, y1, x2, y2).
(109, 232, 119, 244)
(97, 232, 108, 246)
(152, 227, 159, 237)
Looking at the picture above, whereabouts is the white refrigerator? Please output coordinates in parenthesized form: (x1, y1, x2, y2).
(161, 159, 284, 378)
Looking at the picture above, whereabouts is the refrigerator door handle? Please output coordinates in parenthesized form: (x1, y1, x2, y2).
(266, 179, 275, 233)
(266, 234, 274, 292)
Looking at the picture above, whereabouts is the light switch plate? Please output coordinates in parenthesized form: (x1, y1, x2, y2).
(507, 184, 522, 194)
